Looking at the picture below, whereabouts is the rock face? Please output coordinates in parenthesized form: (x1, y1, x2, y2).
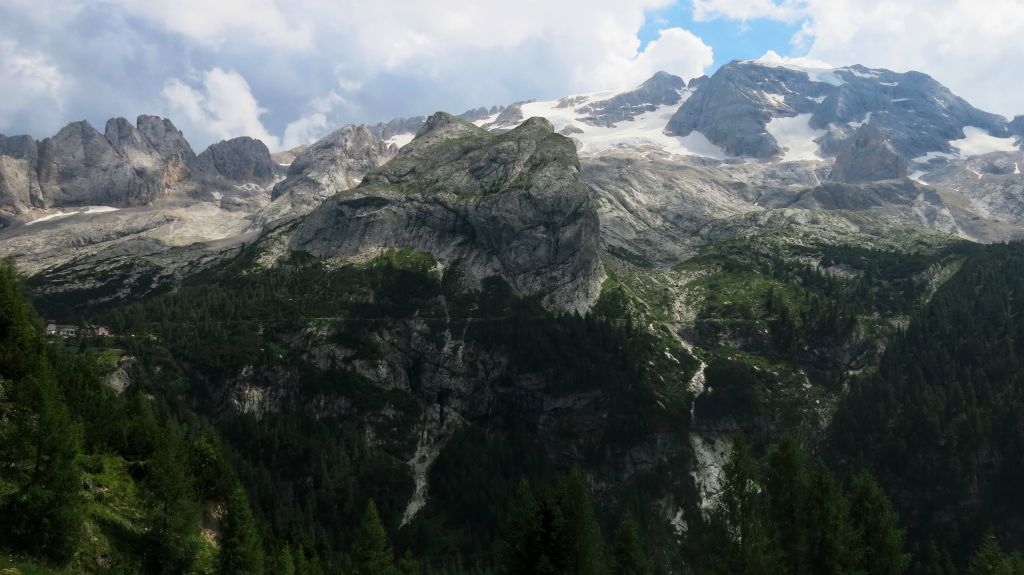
(291, 112, 605, 311)
(577, 71, 686, 127)
(667, 61, 1011, 160)
(258, 125, 397, 226)
(829, 123, 907, 183)
(0, 116, 283, 220)
(667, 61, 833, 159)
(195, 137, 276, 184)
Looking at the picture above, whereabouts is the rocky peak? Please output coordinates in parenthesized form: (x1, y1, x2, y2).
(577, 71, 686, 127)
(829, 123, 908, 183)
(0, 134, 39, 162)
(196, 137, 276, 184)
(259, 124, 397, 225)
(293, 111, 604, 310)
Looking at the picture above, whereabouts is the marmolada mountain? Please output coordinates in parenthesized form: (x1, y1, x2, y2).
(3, 56, 1024, 574)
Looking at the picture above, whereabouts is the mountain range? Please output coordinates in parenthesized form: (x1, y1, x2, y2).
(3, 57, 1024, 574)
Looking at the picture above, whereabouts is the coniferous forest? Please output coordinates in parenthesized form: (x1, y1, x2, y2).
(3, 240, 1024, 574)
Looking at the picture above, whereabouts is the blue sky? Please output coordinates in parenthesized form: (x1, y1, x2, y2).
(639, 3, 802, 71)
(0, 0, 1021, 151)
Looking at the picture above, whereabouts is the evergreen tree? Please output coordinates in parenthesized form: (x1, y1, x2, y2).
(503, 480, 541, 575)
(219, 486, 265, 575)
(352, 499, 396, 575)
(612, 513, 650, 575)
(847, 472, 910, 575)
(710, 435, 780, 575)
(145, 428, 201, 574)
(3, 373, 84, 563)
(764, 436, 809, 575)
(556, 468, 606, 575)
(968, 533, 1024, 575)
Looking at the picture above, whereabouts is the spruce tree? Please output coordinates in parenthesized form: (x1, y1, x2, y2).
(764, 436, 809, 575)
(556, 468, 606, 575)
(352, 499, 396, 575)
(219, 486, 265, 575)
(612, 513, 650, 575)
(710, 434, 779, 575)
(847, 472, 909, 575)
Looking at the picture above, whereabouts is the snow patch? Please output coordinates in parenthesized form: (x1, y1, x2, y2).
(26, 205, 120, 226)
(1015, 162, 1021, 175)
(951, 126, 1020, 157)
(386, 133, 415, 149)
(751, 51, 845, 86)
(766, 113, 825, 161)
(913, 150, 958, 164)
(909, 170, 928, 183)
(763, 92, 787, 108)
(515, 93, 728, 159)
(848, 111, 873, 129)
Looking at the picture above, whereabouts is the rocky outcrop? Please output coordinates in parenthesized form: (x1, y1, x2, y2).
(195, 137, 277, 184)
(257, 125, 397, 227)
(577, 71, 686, 127)
(667, 61, 832, 159)
(829, 123, 907, 183)
(0, 116, 285, 219)
(291, 112, 605, 311)
(667, 60, 1012, 161)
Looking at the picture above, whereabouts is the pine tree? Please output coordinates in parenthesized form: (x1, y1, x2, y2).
(503, 480, 541, 575)
(612, 513, 650, 575)
(847, 472, 910, 575)
(352, 499, 396, 575)
(556, 468, 606, 575)
(219, 486, 265, 575)
(968, 533, 1021, 575)
(145, 428, 201, 574)
(710, 434, 780, 575)
(764, 436, 809, 575)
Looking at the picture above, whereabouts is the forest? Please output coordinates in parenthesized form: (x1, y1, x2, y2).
(2, 241, 1024, 573)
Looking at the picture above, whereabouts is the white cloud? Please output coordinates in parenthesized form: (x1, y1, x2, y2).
(282, 113, 327, 150)
(692, 0, 806, 23)
(105, 0, 313, 51)
(592, 27, 713, 89)
(162, 68, 281, 150)
(0, 40, 65, 132)
(693, 0, 1024, 118)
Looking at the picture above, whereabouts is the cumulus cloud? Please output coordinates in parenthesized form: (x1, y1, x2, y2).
(162, 68, 281, 150)
(0, 40, 66, 133)
(0, 0, 720, 149)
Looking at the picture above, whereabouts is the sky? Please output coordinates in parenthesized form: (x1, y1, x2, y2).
(1, 0, 1023, 152)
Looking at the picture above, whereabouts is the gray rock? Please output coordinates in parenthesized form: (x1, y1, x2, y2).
(257, 125, 396, 226)
(0, 134, 38, 161)
(195, 137, 277, 183)
(667, 61, 832, 159)
(291, 112, 604, 311)
(577, 71, 685, 127)
(370, 116, 427, 141)
(668, 61, 1012, 161)
(829, 123, 907, 183)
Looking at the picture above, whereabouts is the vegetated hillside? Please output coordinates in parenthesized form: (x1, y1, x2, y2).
(829, 242, 1024, 573)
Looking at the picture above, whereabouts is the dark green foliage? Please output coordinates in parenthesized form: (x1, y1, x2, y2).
(829, 242, 1024, 568)
(352, 500, 396, 575)
(501, 470, 607, 575)
(848, 472, 911, 575)
(144, 427, 200, 574)
(219, 486, 265, 575)
(0, 263, 84, 564)
(705, 435, 908, 575)
(968, 534, 1024, 575)
(612, 513, 650, 575)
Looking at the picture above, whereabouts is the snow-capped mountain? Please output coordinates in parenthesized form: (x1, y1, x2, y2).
(2, 58, 1024, 303)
